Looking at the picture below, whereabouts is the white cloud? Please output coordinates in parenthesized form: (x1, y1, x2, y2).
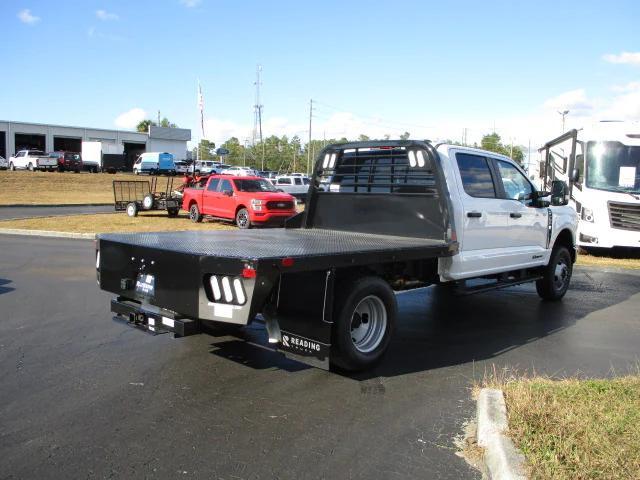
(114, 108, 147, 129)
(611, 81, 640, 93)
(17, 9, 40, 25)
(180, 0, 202, 7)
(542, 88, 594, 116)
(603, 52, 640, 66)
(600, 90, 640, 121)
(96, 9, 118, 21)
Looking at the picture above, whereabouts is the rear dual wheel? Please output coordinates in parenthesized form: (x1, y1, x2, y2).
(330, 276, 396, 372)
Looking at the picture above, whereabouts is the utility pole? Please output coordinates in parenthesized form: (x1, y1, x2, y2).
(243, 138, 248, 167)
(558, 110, 569, 133)
(307, 99, 313, 175)
(157, 110, 161, 126)
(253, 65, 264, 170)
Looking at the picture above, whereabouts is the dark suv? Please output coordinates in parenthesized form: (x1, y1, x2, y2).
(49, 151, 83, 173)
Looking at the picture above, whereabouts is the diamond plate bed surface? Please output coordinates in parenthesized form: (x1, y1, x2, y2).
(99, 228, 447, 259)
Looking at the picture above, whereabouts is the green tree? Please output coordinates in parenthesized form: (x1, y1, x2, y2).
(159, 117, 178, 128)
(399, 131, 411, 140)
(136, 119, 156, 133)
(480, 133, 524, 165)
(357, 134, 371, 141)
(192, 139, 216, 160)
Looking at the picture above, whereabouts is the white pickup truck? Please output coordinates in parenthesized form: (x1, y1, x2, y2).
(272, 174, 310, 200)
(97, 140, 578, 371)
(8, 150, 58, 171)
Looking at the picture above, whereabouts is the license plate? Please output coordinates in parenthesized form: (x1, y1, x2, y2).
(135, 274, 155, 297)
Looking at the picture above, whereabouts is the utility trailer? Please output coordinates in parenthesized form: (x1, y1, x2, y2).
(97, 140, 577, 371)
(113, 177, 180, 218)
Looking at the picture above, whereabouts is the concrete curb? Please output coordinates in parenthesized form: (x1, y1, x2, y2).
(0, 203, 112, 208)
(477, 388, 527, 479)
(0, 228, 96, 240)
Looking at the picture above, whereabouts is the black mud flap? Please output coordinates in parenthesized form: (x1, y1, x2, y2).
(273, 270, 334, 369)
(111, 297, 200, 338)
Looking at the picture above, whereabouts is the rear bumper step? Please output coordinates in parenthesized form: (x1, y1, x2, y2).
(111, 297, 200, 337)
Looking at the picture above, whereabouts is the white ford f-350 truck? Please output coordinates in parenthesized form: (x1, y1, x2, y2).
(96, 140, 578, 371)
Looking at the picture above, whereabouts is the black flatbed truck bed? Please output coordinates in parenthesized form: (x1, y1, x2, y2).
(98, 141, 458, 371)
(99, 228, 455, 271)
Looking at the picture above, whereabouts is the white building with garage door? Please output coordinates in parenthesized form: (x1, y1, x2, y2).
(0, 120, 191, 171)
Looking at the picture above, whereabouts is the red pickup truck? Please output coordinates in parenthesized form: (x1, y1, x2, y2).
(181, 175, 297, 228)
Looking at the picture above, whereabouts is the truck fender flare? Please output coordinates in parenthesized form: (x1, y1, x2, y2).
(550, 228, 576, 263)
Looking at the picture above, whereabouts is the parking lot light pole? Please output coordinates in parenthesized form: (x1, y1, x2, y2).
(558, 110, 569, 133)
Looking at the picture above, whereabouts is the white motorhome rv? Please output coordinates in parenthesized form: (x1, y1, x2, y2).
(539, 121, 640, 249)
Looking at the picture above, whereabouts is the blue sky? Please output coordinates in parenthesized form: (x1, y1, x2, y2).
(2, 0, 639, 148)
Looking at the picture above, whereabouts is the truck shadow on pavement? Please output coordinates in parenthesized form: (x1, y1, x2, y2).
(202, 269, 640, 379)
(355, 269, 640, 380)
(207, 324, 311, 373)
(0, 278, 15, 295)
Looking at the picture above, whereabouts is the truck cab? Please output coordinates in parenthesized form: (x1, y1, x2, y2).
(435, 144, 576, 280)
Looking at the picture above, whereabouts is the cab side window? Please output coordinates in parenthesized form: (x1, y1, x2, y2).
(456, 153, 497, 198)
(218, 179, 233, 192)
(207, 178, 220, 191)
(496, 160, 534, 202)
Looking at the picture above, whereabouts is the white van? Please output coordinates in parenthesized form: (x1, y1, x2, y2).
(133, 152, 176, 175)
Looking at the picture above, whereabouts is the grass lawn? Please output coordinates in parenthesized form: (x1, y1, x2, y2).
(0, 211, 235, 233)
(482, 374, 640, 479)
(576, 254, 640, 269)
(0, 170, 175, 205)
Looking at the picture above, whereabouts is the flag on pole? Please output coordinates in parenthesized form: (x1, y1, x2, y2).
(197, 80, 205, 138)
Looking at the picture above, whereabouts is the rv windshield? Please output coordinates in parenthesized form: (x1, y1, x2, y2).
(586, 141, 640, 194)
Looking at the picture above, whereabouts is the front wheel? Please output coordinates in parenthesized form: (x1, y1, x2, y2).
(189, 204, 203, 223)
(28, 162, 34, 171)
(536, 246, 572, 301)
(9, 162, 15, 171)
(330, 276, 397, 371)
(235, 208, 251, 229)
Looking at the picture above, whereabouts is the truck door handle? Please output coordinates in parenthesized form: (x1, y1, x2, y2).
(510, 212, 522, 218)
(467, 211, 482, 218)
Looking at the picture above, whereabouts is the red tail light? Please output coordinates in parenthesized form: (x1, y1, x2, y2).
(281, 257, 295, 267)
(242, 267, 257, 278)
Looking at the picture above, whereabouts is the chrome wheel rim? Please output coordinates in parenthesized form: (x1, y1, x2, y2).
(553, 259, 569, 292)
(350, 295, 387, 353)
(190, 206, 198, 220)
(127, 204, 135, 216)
(237, 211, 249, 228)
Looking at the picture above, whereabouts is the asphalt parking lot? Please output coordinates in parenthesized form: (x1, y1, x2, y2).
(0, 205, 113, 221)
(1, 236, 639, 479)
